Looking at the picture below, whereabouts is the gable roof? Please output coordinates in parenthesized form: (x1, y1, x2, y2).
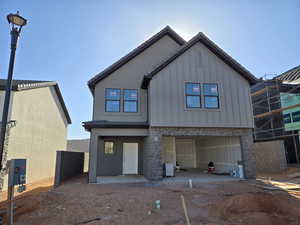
(141, 32, 258, 89)
(274, 65, 300, 82)
(0, 79, 71, 124)
(87, 26, 186, 94)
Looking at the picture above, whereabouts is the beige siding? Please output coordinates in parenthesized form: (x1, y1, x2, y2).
(196, 136, 241, 172)
(0, 91, 14, 120)
(89, 128, 148, 136)
(93, 35, 182, 122)
(149, 42, 254, 128)
(3, 86, 68, 188)
(162, 136, 176, 165)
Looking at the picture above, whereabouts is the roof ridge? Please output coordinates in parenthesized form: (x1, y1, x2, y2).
(141, 32, 257, 88)
(87, 26, 186, 93)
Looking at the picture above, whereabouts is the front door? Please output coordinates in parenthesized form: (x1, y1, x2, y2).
(123, 143, 138, 174)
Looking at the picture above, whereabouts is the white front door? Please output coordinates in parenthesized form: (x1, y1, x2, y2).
(123, 143, 138, 174)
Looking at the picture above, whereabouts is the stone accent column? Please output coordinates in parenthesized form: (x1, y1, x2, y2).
(143, 130, 163, 181)
(240, 130, 257, 179)
(88, 130, 99, 183)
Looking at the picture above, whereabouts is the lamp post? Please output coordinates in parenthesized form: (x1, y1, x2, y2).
(0, 12, 27, 170)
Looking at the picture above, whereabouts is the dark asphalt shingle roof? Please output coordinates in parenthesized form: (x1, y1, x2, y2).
(275, 65, 300, 82)
(141, 32, 258, 88)
(0, 79, 71, 124)
(87, 26, 186, 94)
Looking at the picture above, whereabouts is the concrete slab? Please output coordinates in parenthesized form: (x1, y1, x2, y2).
(163, 172, 239, 184)
(96, 171, 239, 184)
(97, 175, 147, 184)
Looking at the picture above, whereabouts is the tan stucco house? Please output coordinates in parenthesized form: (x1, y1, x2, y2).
(0, 79, 71, 189)
(83, 26, 258, 183)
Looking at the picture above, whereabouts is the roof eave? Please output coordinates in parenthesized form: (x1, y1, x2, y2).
(141, 32, 258, 88)
(82, 121, 149, 131)
(87, 26, 186, 93)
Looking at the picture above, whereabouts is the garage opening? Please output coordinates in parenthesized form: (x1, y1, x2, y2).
(162, 136, 242, 176)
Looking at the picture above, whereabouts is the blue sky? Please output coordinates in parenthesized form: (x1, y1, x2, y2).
(0, 0, 299, 139)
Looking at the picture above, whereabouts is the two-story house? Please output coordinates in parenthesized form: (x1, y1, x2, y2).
(83, 26, 258, 183)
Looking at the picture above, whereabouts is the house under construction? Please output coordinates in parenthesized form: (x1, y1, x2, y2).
(251, 65, 300, 164)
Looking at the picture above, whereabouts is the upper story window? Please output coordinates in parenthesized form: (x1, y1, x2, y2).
(203, 84, 219, 109)
(105, 88, 121, 112)
(185, 83, 201, 108)
(124, 89, 138, 112)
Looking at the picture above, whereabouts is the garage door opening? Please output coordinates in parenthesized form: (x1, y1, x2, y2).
(162, 136, 242, 175)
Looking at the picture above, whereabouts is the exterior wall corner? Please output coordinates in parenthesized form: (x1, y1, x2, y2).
(240, 130, 257, 179)
(143, 131, 163, 181)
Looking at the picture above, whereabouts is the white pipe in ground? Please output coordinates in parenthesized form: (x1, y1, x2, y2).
(188, 179, 193, 188)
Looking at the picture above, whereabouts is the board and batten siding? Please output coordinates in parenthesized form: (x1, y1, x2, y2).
(93, 35, 182, 122)
(149, 42, 254, 128)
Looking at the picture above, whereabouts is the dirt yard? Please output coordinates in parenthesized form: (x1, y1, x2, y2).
(1, 172, 300, 225)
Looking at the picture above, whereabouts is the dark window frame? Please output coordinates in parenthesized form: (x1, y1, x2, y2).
(123, 89, 138, 113)
(105, 88, 121, 112)
(203, 83, 219, 109)
(185, 82, 201, 108)
(104, 140, 115, 155)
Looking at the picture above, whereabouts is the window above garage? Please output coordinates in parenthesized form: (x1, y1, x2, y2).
(203, 84, 219, 109)
(185, 83, 219, 109)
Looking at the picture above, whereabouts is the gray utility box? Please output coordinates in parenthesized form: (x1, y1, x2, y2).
(164, 163, 174, 177)
(8, 159, 26, 187)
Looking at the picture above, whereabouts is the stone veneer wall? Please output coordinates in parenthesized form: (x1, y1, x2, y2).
(143, 127, 256, 180)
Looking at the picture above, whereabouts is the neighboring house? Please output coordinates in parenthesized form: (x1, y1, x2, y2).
(276, 65, 300, 84)
(67, 139, 89, 153)
(67, 139, 89, 172)
(83, 26, 258, 183)
(0, 79, 71, 189)
(251, 65, 300, 164)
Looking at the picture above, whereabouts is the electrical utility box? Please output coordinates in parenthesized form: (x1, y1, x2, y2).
(8, 159, 26, 187)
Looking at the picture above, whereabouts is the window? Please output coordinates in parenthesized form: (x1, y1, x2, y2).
(104, 141, 114, 154)
(203, 84, 219, 109)
(292, 111, 300, 122)
(105, 88, 120, 112)
(124, 89, 138, 112)
(185, 83, 201, 108)
(283, 113, 291, 124)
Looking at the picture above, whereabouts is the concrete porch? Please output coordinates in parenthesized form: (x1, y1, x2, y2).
(96, 170, 238, 184)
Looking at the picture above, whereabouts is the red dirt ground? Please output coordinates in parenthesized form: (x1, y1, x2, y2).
(0, 173, 300, 225)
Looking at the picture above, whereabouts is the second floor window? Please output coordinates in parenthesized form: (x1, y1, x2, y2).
(185, 83, 201, 108)
(105, 88, 121, 112)
(124, 89, 138, 112)
(203, 84, 219, 109)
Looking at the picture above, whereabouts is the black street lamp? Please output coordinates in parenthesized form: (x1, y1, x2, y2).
(0, 12, 27, 170)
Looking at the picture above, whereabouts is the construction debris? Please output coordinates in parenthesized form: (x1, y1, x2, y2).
(181, 195, 191, 225)
(288, 172, 300, 179)
(74, 217, 101, 225)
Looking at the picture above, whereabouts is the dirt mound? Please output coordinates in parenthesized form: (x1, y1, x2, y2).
(211, 192, 300, 225)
